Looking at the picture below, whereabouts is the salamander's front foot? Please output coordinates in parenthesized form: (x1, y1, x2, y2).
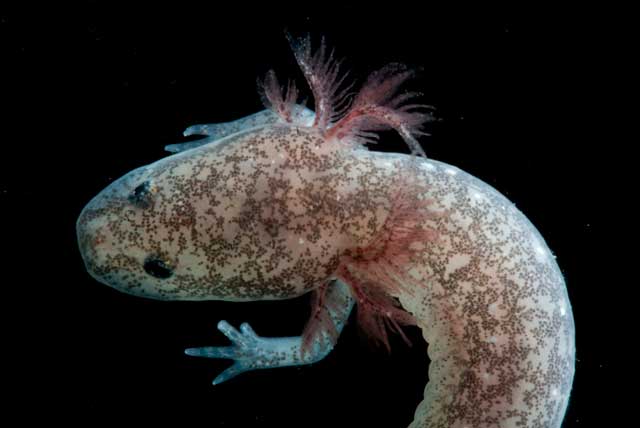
(164, 124, 221, 153)
(185, 320, 300, 385)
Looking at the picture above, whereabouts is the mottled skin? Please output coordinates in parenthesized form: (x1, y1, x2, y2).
(78, 123, 391, 302)
(393, 157, 575, 428)
(77, 37, 575, 428)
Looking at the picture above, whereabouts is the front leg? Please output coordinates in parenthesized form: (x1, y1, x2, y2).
(165, 105, 315, 153)
(185, 279, 354, 385)
(165, 110, 279, 153)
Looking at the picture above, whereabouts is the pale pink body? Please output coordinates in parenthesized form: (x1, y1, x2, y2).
(77, 36, 575, 427)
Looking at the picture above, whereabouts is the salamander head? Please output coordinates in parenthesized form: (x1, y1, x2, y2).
(76, 126, 362, 301)
(76, 163, 184, 300)
(76, 34, 433, 302)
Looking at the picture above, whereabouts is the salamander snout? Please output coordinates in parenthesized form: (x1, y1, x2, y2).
(76, 188, 181, 300)
(76, 203, 111, 284)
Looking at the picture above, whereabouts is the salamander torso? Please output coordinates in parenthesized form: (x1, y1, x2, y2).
(77, 35, 574, 427)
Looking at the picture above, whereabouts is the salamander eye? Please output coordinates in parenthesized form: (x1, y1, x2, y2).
(143, 256, 173, 279)
(129, 181, 153, 208)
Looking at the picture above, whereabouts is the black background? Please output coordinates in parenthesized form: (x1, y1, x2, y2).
(2, 2, 618, 427)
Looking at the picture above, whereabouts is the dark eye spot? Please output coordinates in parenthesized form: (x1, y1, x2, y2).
(129, 181, 153, 208)
(143, 256, 173, 279)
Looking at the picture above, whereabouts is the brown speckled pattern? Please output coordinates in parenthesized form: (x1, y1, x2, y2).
(77, 124, 575, 427)
(77, 125, 396, 302)
(378, 155, 576, 428)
